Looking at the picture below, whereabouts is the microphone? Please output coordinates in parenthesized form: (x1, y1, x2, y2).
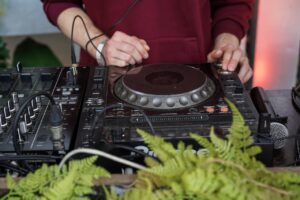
(269, 122, 289, 149)
(250, 87, 291, 149)
(250, 87, 288, 134)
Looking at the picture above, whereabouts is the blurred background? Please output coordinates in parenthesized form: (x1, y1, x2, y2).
(0, 0, 299, 89)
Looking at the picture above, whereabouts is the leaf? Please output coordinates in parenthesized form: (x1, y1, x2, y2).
(137, 128, 177, 162)
(5, 173, 16, 190)
(144, 157, 161, 167)
(190, 132, 216, 157)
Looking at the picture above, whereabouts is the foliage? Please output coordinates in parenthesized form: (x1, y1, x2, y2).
(3, 100, 300, 200)
(1, 156, 110, 200)
(0, 37, 9, 68)
(0, 0, 6, 16)
(105, 100, 300, 200)
(0, 0, 9, 68)
(12, 37, 62, 67)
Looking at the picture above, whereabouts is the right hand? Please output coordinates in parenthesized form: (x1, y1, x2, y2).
(102, 31, 150, 67)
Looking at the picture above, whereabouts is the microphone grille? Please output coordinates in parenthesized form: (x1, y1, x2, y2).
(270, 122, 289, 149)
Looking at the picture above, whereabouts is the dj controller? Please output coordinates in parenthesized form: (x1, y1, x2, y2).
(0, 63, 274, 175)
(0, 67, 88, 154)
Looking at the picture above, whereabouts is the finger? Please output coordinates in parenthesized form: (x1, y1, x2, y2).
(116, 42, 143, 63)
(243, 69, 253, 83)
(108, 57, 129, 67)
(108, 39, 143, 63)
(112, 31, 149, 59)
(128, 36, 149, 59)
(227, 49, 242, 71)
(238, 58, 251, 82)
(207, 49, 223, 62)
(221, 45, 234, 70)
(139, 39, 150, 51)
(109, 47, 135, 65)
(103, 39, 134, 64)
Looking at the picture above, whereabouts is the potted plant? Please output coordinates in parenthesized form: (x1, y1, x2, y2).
(2, 101, 300, 199)
(0, 1, 9, 68)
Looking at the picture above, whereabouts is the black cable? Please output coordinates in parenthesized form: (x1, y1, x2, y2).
(12, 91, 56, 155)
(70, 15, 107, 66)
(292, 85, 300, 112)
(110, 144, 154, 158)
(0, 155, 62, 161)
(91, 103, 155, 137)
(0, 162, 28, 175)
(84, 0, 141, 52)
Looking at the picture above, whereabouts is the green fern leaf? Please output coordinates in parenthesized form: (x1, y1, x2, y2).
(144, 156, 161, 167)
(75, 175, 94, 187)
(5, 173, 16, 190)
(42, 170, 76, 200)
(190, 133, 216, 157)
(244, 146, 262, 157)
(73, 185, 93, 196)
(177, 141, 186, 152)
(170, 182, 183, 195)
(103, 186, 119, 200)
(137, 128, 177, 161)
(146, 157, 186, 179)
(153, 189, 176, 200)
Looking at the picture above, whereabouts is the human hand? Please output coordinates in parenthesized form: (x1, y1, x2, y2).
(102, 31, 150, 67)
(207, 34, 252, 83)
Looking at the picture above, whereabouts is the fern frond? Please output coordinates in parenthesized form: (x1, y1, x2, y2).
(103, 186, 119, 200)
(5, 173, 16, 190)
(190, 133, 216, 157)
(177, 141, 186, 152)
(153, 189, 177, 200)
(226, 99, 253, 149)
(69, 155, 98, 172)
(123, 177, 154, 200)
(144, 156, 161, 167)
(73, 185, 93, 196)
(136, 128, 177, 162)
(42, 169, 76, 200)
(3, 156, 110, 200)
(146, 157, 186, 178)
(208, 128, 236, 161)
(244, 146, 262, 157)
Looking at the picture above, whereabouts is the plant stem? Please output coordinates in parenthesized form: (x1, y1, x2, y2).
(203, 158, 294, 196)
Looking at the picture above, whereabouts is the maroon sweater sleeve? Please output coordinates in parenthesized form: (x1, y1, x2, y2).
(210, 0, 255, 40)
(43, 0, 82, 26)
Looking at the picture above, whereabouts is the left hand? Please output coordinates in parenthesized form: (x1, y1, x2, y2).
(207, 34, 253, 83)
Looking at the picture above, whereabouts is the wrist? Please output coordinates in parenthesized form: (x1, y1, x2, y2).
(86, 35, 108, 57)
(95, 39, 108, 66)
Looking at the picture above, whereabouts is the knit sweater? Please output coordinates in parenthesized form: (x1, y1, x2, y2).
(43, 0, 254, 66)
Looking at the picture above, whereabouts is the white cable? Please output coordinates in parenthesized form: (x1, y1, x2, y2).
(58, 148, 147, 171)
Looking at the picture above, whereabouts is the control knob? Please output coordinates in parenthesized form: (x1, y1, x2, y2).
(35, 96, 42, 109)
(27, 106, 36, 119)
(11, 92, 19, 111)
(31, 99, 39, 112)
(8, 99, 15, 113)
(24, 113, 32, 127)
(0, 112, 7, 128)
(3, 107, 11, 121)
(19, 121, 28, 134)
